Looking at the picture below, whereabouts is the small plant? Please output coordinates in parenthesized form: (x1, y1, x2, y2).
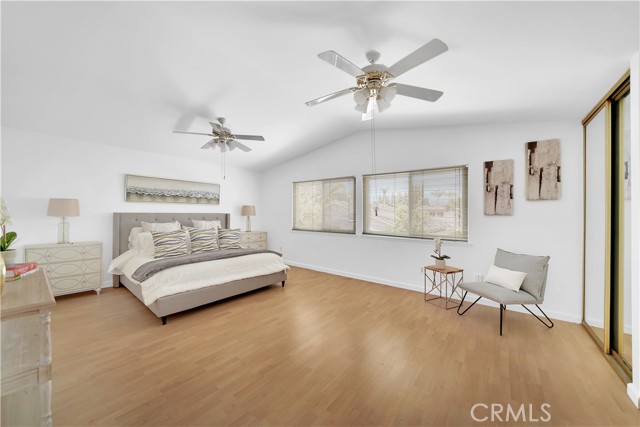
(0, 199, 16, 252)
(430, 237, 450, 261)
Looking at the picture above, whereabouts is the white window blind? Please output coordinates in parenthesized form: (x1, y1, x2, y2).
(292, 176, 356, 234)
(363, 166, 468, 241)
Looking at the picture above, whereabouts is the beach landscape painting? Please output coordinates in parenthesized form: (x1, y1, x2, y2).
(125, 174, 220, 204)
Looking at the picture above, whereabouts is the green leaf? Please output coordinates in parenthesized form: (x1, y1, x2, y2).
(1, 231, 16, 251)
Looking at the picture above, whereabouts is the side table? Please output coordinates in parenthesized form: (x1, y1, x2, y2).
(424, 265, 464, 310)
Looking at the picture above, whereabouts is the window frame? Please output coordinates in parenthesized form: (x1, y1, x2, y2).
(362, 165, 469, 242)
(291, 175, 357, 235)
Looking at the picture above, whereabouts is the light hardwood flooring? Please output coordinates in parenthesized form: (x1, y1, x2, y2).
(51, 267, 639, 426)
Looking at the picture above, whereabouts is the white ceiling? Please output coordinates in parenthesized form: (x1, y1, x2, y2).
(2, 1, 638, 170)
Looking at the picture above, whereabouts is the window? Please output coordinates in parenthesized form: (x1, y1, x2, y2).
(363, 166, 468, 241)
(292, 176, 356, 234)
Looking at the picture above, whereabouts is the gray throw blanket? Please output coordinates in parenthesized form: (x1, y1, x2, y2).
(132, 248, 283, 282)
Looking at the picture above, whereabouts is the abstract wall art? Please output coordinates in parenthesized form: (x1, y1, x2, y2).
(526, 139, 561, 200)
(484, 159, 514, 215)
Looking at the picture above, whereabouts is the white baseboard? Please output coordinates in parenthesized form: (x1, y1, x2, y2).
(285, 259, 581, 324)
(627, 383, 640, 408)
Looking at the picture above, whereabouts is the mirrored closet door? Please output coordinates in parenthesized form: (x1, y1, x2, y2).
(582, 72, 631, 382)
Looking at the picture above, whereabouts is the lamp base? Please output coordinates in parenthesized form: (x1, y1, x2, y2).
(245, 216, 252, 232)
(58, 218, 70, 244)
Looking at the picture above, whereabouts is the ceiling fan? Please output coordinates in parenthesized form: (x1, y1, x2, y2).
(173, 117, 265, 152)
(305, 38, 448, 120)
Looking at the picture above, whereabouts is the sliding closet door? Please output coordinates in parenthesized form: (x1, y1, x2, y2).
(612, 90, 632, 374)
(582, 72, 632, 382)
(583, 106, 610, 351)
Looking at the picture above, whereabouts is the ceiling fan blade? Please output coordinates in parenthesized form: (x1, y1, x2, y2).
(209, 121, 222, 132)
(386, 38, 448, 78)
(318, 51, 364, 77)
(173, 130, 215, 136)
(201, 139, 218, 149)
(233, 134, 265, 141)
(233, 141, 252, 152)
(395, 83, 443, 102)
(306, 87, 356, 107)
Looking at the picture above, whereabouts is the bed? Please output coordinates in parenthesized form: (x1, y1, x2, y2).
(110, 212, 288, 325)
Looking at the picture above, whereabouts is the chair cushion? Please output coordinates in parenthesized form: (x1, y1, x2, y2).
(494, 248, 549, 300)
(459, 281, 539, 305)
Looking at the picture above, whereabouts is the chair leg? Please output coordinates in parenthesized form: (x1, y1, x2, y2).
(457, 291, 482, 316)
(499, 304, 504, 336)
(521, 304, 554, 329)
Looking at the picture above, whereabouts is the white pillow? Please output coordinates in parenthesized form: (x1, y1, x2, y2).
(485, 264, 527, 292)
(130, 231, 155, 257)
(191, 219, 222, 230)
(141, 221, 181, 232)
(128, 226, 144, 249)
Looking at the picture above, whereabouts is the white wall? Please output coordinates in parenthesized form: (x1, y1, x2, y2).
(261, 120, 583, 322)
(0, 127, 263, 286)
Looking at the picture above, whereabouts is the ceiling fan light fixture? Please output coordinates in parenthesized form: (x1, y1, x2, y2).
(354, 89, 369, 106)
(355, 103, 368, 113)
(380, 85, 397, 103)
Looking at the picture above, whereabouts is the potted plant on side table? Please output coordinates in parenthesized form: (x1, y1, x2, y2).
(1, 199, 17, 266)
(431, 237, 450, 269)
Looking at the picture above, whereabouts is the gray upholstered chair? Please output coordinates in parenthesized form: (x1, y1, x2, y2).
(457, 248, 553, 336)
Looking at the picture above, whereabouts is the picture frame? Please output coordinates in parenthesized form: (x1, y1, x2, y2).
(125, 174, 220, 205)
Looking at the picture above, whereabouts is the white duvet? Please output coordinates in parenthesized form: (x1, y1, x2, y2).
(108, 250, 289, 306)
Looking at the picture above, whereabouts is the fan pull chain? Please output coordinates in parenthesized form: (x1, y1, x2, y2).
(221, 150, 226, 180)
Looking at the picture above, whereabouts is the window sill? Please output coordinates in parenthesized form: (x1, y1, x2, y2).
(290, 229, 357, 237)
(359, 233, 472, 246)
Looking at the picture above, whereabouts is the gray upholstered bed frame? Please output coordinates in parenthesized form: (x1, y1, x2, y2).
(112, 212, 287, 325)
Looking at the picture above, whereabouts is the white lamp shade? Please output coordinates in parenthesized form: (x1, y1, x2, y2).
(241, 205, 256, 216)
(47, 199, 80, 217)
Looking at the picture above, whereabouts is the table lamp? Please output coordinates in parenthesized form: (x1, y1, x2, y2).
(241, 205, 255, 232)
(47, 198, 80, 244)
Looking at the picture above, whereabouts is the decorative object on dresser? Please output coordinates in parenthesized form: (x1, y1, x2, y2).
(484, 159, 514, 215)
(1, 268, 55, 427)
(125, 174, 220, 205)
(0, 198, 17, 265)
(240, 231, 267, 250)
(241, 205, 256, 232)
(47, 198, 80, 244)
(24, 242, 103, 296)
(526, 139, 561, 200)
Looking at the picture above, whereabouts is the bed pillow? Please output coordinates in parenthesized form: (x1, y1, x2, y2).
(485, 264, 527, 292)
(150, 230, 188, 258)
(128, 226, 144, 249)
(141, 221, 181, 233)
(217, 228, 242, 249)
(191, 219, 222, 230)
(130, 231, 155, 257)
(187, 228, 219, 253)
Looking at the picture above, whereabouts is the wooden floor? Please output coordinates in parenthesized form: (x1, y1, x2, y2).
(51, 267, 639, 426)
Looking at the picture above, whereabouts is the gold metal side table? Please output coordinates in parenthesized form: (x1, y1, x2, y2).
(424, 265, 464, 310)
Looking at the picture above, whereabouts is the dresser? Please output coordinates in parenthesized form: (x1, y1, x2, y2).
(239, 231, 267, 250)
(24, 242, 103, 296)
(1, 269, 55, 427)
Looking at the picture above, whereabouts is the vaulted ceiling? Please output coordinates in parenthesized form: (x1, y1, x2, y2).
(2, 1, 638, 170)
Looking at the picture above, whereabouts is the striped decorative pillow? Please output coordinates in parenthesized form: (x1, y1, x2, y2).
(217, 228, 242, 249)
(150, 230, 188, 258)
(187, 227, 219, 253)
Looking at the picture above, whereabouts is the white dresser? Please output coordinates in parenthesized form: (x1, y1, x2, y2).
(1, 269, 55, 427)
(24, 242, 103, 296)
(239, 231, 267, 250)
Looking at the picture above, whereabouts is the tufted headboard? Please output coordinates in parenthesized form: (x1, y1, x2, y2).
(112, 211, 230, 261)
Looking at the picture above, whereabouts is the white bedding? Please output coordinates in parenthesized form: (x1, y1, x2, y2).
(108, 250, 289, 306)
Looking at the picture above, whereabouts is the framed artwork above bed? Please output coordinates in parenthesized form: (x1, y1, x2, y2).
(125, 174, 220, 205)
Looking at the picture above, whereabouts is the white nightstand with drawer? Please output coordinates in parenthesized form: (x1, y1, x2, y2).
(239, 231, 267, 250)
(24, 241, 103, 297)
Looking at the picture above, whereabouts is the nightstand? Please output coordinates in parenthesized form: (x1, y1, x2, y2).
(24, 241, 103, 297)
(239, 231, 267, 250)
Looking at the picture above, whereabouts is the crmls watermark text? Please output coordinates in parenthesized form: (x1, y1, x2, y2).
(470, 403, 551, 423)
